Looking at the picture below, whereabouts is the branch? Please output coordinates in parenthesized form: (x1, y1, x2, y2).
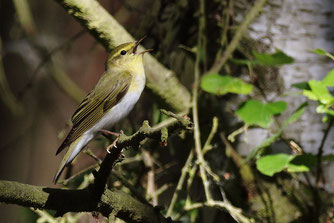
(54, 0, 191, 113)
(93, 114, 193, 194)
(0, 111, 192, 222)
(0, 181, 167, 223)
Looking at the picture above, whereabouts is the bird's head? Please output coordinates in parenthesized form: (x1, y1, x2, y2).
(106, 37, 152, 71)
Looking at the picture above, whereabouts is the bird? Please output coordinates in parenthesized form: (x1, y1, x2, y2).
(53, 38, 151, 183)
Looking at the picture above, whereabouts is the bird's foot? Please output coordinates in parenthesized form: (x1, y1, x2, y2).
(105, 130, 124, 153)
(106, 137, 119, 153)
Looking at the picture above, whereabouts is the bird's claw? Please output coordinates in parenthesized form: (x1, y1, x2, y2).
(106, 134, 120, 153)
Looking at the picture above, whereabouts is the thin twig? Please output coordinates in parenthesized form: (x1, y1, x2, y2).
(18, 30, 86, 100)
(166, 149, 194, 217)
(112, 170, 151, 206)
(185, 200, 252, 223)
(143, 150, 157, 206)
(202, 117, 219, 154)
(316, 117, 333, 185)
(192, 0, 213, 202)
(0, 37, 23, 115)
(218, 0, 234, 53)
(209, 0, 267, 73)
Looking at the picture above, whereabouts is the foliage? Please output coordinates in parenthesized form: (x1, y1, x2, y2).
(201, 73, 253, 95)
(232, 49, 294, 66)
(293, 68, 334, 117)
(236, 100, 287, 128)
(256, 153, 317, 176)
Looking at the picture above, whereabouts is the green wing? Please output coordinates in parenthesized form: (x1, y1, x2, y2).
(56, 71, 132, 154)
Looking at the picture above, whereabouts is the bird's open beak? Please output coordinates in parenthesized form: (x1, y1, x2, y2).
(133, 36, 153, 55)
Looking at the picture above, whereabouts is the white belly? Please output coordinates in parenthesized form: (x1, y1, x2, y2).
(92, 91, 141, 132)
(88, 73, 145, 134)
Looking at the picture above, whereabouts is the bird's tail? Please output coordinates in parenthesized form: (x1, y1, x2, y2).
(53, 134, 92, 183)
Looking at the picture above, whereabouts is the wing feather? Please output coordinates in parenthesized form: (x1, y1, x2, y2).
(56, 72, 132, 155)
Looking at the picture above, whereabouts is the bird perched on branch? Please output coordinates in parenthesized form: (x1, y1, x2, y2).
(54, 38, 151, 183)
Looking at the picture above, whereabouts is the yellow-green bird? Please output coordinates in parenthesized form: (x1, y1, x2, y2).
(54, 38, 151, 183)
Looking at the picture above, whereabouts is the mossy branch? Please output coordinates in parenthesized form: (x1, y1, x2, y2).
(54, 0, 191, 113)
(93, 112, 193, 193)
(0, 181, 167, 223)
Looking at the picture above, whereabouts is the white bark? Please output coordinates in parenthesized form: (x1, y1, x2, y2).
(236, 0, 334, 189)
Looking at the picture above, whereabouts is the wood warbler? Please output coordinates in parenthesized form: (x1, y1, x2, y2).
(54, 38, 151, 183)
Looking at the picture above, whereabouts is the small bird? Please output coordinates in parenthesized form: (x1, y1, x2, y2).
(54, 38, 151, 183)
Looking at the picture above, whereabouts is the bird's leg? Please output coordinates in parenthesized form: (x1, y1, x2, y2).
(99, 129, 121, 137)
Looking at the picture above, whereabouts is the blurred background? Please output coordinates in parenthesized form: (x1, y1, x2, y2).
(1, 0, 334, 222)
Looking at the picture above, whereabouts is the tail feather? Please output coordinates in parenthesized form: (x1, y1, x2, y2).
(53, 134, 92, 183)
(55, 140, 68, 155)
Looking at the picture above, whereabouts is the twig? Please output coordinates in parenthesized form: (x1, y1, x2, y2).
(143, 150, 157, 206)
(185, 117, 219, 202)
(12, 0, 36, 35)
(59, 164, 99, 186)
(93, 116, 193, 200)
(316, 117, 333, 186)
(0, 37, 23, 115)
(227, 124, 249, 143)
(202, 117, 219, 154)
(192, 0, 213, 202)
(220, 132, 256, 198)
(83, 149, 102, 164)
(111, 170, 150, 206)
(166, 149, 194, 217)
(209, 0, 267, 73)
(217, 0, 234, 53)
(18, 30, 86, 100)
(185, 201, 252, 223)
(49, 55, 86, 103)
(152, 184, 170, 198)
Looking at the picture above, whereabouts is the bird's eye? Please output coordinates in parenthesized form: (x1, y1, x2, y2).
(120, 50, 127, 55)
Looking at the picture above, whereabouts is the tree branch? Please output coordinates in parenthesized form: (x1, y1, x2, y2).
(0, 181, 167, 223)
(0, 111, 192, 222)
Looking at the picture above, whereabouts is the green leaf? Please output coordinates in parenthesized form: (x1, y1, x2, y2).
(291, 82, 310, 90)
(200, 73, 253, 95)
(308, 80, 334, 104)
(231, 49, 294, 66)
(248, 102, 307, 161)
(256, 154, 293, 176)
(230, 58, 253, 65)
(252, 50, 294, 66)
(247, 131, 282, 160)
(311, 48, 334, 61)
(287, 154, 316, 172)
(266, 101, 287, 114)
(284, 102, 307, 126)
(303, 90, 318, 101)
(311, 48, 327, 56)
(322, 69, 334, 87)
(236, 100, 287, 128)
